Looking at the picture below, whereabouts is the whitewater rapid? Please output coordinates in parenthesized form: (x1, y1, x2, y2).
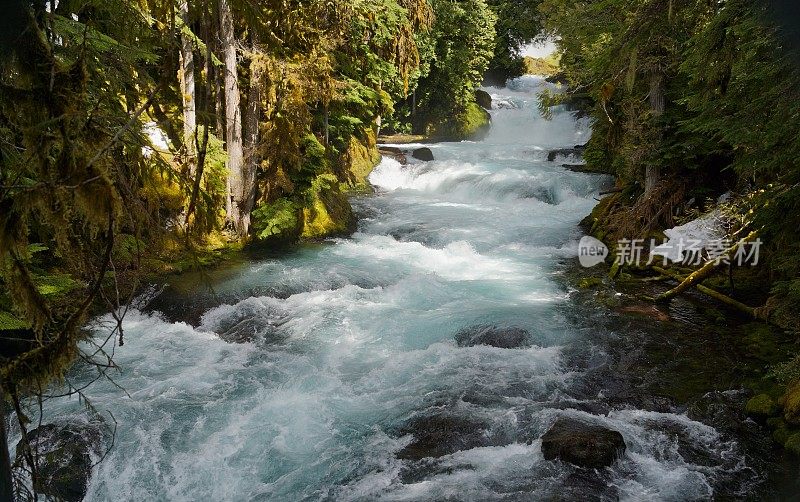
(27, 77, 757, 500)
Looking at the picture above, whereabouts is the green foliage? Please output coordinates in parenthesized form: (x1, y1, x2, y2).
(33, 274, 81, 297)
(0, 0, 174, 393)
(252, 199, 300, 240)
(410, 0, 497, 136)
(771, 355, 800, 385)
(539, 0, 800, 328)
(0, 311, 29, 331)
(290, 134, 329, 191)
(486, 0, 545, 84)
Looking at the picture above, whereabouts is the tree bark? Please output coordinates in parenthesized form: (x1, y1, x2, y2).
(218, 0, 246, 235)
(645, 71, 664, 196)
(241, 37, 264, 231)
(178, 0, 196, 175)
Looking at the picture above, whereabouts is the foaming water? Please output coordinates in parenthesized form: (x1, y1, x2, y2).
(29, 76, 758, 500)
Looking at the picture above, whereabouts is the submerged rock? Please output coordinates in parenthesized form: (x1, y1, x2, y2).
(541, 417, 626, 468)
(395, 412, 513, 460)
(475, 89, 493, 110)
(16, 423, 99, 501)
(560, 469, 620, 501)
(617, 303, 671, 322)
(495, 98, 519, 109)
(547, 145, 586, 162)
(454, 325, 531, 349)
(396, 415, 488, 460)
(378, 146, 408, 165)
(412, 147, 434, 162)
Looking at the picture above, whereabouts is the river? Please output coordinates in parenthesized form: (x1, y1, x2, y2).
(31, 76, 796, 500)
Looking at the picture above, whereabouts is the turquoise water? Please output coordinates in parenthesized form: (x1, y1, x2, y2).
(31, 77, 761, 500)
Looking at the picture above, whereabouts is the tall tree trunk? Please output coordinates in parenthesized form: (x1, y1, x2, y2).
(218, 0, 246, 235)
(242, 37, 264, 231)
(645, 70, 664, 195)
(178, 0, 196, 176)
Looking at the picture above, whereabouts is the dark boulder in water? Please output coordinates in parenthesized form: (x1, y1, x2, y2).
(455, 324, 531, 349)
(378, 146, 408, 165)
(547, 145, 586, 162)
(396, 415, 489, 460)
(541, 417, 626, 468)
(475, 89, 493, 110)
(396, 412, 513, 460)
(412, 147, 434, 162)
(16, 422, 100, 501)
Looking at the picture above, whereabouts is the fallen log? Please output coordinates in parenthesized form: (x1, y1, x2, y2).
(653, 230, 758, 303)
(651, 266, 761, 319)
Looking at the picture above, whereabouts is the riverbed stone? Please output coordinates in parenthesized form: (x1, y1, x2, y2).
(412, 147, 434, 162)
(541, 417, 626, 468)
(454, 324, 531, 349)
(16, 423, 95, 501)
(547, 145, 586, 162)
(378, 146, 408, 165)
(396, 414, 498, 460)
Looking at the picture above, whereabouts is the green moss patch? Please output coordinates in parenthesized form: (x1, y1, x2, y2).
(745, 394, 779, 417)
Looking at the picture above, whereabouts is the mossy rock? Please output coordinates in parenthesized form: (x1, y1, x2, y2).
(582, 193, 620, 241)
(300, 175, 356, 239)
(745, 394, 779, 418)
(475, 89, 492, 110)
(342, 130, 380, 191)
(769, 417, 792, 445)
(780, 381, 800, 426)
(430, 101, 491, 142)
(741, 322, 784, 363)
(15, 423, 101, 502)
(785, 432, 800, 456)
